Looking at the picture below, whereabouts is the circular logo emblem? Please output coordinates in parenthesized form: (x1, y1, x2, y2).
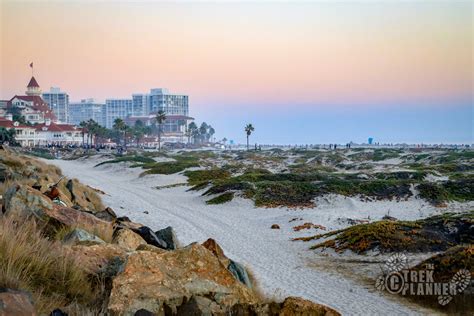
(385, 272, 405, 294)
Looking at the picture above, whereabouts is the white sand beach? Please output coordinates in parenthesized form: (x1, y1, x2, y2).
(48, 156, 471, 315)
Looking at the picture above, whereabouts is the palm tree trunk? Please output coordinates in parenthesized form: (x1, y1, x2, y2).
(158, 131, 161, 151)
(247, 135, 249, 151)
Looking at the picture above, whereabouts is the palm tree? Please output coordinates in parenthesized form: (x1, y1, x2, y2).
(199, 122, 208, 144)
(86, 119, 99, 147)
(155, 111, 166, 151)
(188, 122, 198, 144)
(113, 118, 127, 148)
(244, 124, 254, 151)
(208, 126, 215, 143)
(79, 121, 87, 147)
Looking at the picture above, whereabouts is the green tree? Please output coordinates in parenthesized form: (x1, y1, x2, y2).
(79, 121, 87, 147)
(0, 127, 16, 144)
(188, 122, 198, 144)
(208, 126, 215, 143)
(199, 122, 208, 144)
(133, 121, 146, 147)
(155, 111, 167, 151)
(244, 123, 255, 151)
(86, 119, 100, 146)
(113, 118, 127, 148)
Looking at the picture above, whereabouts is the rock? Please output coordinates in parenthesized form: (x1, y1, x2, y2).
(201, 238, 228, 264)
(0, 288, 36, 316)
(132, 226, 167, 249)
(49, 308, 68, 316)
(44, 205, 113, 237)
(175, 296, 224, 315)
(135, 244, 167, 254)
(143, 211, 149, 214)
(107, 243, 256, 315)
(279, 296, 340, 316)
(66, 243, 127, 275)
(116, 216, 143, 230)
(3, 184, 54, 220)
(228, 260, 252, 288)
(202, 238, 252, 287)
(64, 178, 104, 212)
(271, 224, 280, 229)
(63, 228, 105, 245)
(155, 226, 179, 250)
(112, 228, 146, 251)
(134, 309, 155, 316)
(94, 207, 117, 222)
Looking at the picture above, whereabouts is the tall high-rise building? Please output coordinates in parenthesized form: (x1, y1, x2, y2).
(132, 94, 149, 117)
(105, 98, 133, 128)
(42, 87, 69, 123)
(69, 99, 106, 127)
(148, 88, 189, 116)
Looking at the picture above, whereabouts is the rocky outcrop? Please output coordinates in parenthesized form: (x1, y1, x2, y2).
(45, 205, 113, 237)
(64, 179, 104, 212)
(94, 207, 117, 222)
(202, 238, 251, 287)
(132, 226, 167, 249)
(112, 228, 146, 251)
(107, 243, 257, 315)
(3, 184, 54, 219)
(66, 243, 127, 275)
(155, 226, 179, 250)
(0, 288, 36, 316)
(63, 228, 105, 245)
(279, 297, 340, 316)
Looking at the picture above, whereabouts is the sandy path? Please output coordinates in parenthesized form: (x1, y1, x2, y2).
(48, 158, 439, 315)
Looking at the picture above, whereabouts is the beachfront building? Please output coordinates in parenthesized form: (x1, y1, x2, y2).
(125, 114, 193, 143)
(124, 88, 191, 142)
(42, 87, 69, 123)
(132, 94, 149, 117)
(0, 100, 8, 117)
(0, 116, 37, 147)
(69, 99, 106, 127)
(104, 98, 133, 128)
(148, 88, 189, 116)
(7, 77, 57, 124)
(34, 119, 85, 146)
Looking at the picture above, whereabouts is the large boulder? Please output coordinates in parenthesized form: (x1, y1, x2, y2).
(94, 207, 117, 222)
(44, 206, 113, 239)
(155, 226, 179, 250)
(116, 216, 144, 230)
(202, 238, 251, 287)
(202, 238, 228, 264)
(175, 296, 225, 315)
(63, 178, 104, 212)
(3, 184, 54, 219)
(66, 243, 127, 275)
(132, 226, 167, 249)
(0, 288, 37, 316)
(228, 260, 252, 288)
(112, 228, 146, 251)
(107, 243, 257, 315)
(63, 228, 105, 245)
(229, 297, 341, 316)
(279, 297, 340, 316)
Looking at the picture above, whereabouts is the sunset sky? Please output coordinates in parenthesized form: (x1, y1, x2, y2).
(1, 1, 472, 144)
